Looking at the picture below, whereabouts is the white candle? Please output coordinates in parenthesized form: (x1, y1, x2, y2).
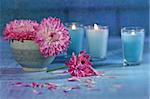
(86, 24, 109, 60)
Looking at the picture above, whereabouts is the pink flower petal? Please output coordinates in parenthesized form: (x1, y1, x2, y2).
(21, 84, 31, 87)
(45, 82, 58, 90)
(71, 85, 80, 89)
(63, 85, 80, 93)
(68, 77, 80, 82)
(15, 81, 22, 85)
(31, 82, 44, 88)
(82, 78, 96, 88)
(31, 82, 39, 88)
(32, 89, 43, 95)
(98, 71, 105, 76)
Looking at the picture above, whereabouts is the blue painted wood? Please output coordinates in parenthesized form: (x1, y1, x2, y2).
(0, 37, 149, 99)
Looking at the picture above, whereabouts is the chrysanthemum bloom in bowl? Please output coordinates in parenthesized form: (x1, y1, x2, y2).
(4, 20, 38, 41)
(35, 17, 70, 57)
(3, 18, 70, 72)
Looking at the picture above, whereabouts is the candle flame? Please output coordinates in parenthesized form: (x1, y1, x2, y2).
(71, 24, 77, 30)
(94, 24, 99, 30)
(131, 30, 135, 35)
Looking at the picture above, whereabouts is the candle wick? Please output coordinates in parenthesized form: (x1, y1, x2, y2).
(94, 24, 99, 30)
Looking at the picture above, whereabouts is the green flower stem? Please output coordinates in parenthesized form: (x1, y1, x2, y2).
(47, 66, 67, 72)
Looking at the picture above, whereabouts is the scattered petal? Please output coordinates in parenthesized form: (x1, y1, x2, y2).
(32, 89, 43, 95)
(45, 83, 58, 90)
(15, 81, 22, 85)
(68, 77, 80, 82)
(21, 84, 31, 87)
(83, 78, 96, 88)
(63, 85, 80, 93)
(97, 71, 105, 76)
(31, 82, 39, 88)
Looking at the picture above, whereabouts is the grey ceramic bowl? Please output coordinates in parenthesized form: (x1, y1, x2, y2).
(10, 40, 55, 72)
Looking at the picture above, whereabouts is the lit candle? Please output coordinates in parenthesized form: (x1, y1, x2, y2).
(94, 24, 99, 30)
(86, 24, 109, 60)
(131, 30, 136, 35)
(121, 27, 144, 66)
(67, 23, 84, 56)
(71, 24, 77, 30)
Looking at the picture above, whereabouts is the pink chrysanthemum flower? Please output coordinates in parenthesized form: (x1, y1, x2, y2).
(35, 17, 70, 57)
(3, 20, 39, 41)
(65, 50, 99, 77)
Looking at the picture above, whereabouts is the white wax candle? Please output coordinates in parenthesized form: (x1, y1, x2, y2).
(86, 24, 109, 60)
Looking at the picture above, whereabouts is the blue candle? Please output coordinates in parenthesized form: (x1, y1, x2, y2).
(86, 24, 109, 60)
(121, 27, 144, 66)
(67, 23, 84, 56)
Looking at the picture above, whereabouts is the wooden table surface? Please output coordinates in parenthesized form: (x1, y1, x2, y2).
(0, 37, 149, 99)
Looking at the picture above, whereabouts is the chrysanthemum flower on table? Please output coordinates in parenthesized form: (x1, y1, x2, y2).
(65, 50, 99, 77)
(47, 50, 100, 78)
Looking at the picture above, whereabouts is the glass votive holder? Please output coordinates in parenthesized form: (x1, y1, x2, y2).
(121, 27, 145, 66)
(66, 22, 84, 56)
(85, 24, 109, 61)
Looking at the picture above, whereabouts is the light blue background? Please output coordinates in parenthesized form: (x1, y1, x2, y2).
(0, 0, 149, 36)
